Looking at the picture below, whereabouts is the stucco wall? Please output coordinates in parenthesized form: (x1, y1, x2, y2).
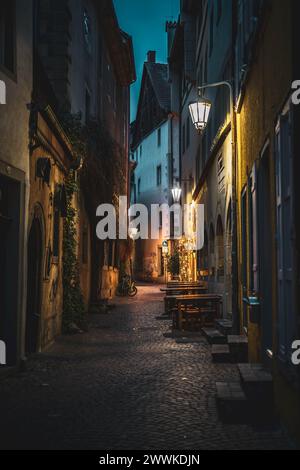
(0, 0, 33, 363)
(30, 143, 66, 349)
(236, 0, 300, 444)
(133, 120, 170, 281)
(236, 1, 293, 361)
(197, 131, 232, 316)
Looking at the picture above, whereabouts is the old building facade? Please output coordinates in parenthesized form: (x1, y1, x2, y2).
(167, 0, 300, 444)
(168, 0, 234, 313)
(0, 0, 33, 365)
(235, 0, 300, 443)
(0, 0, 135, 363)
(131, 51, 177, 281)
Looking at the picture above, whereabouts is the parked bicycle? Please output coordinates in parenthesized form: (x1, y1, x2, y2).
(116, 274, 138, 297)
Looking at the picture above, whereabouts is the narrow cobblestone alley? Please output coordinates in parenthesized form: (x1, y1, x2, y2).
(0, 286, 291, 450)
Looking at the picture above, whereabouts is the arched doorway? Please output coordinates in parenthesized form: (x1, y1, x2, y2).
(26, 216, 43, 354)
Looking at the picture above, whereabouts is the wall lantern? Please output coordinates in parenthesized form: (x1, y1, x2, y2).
(171, 186, 182, 203)
(36, 157, 52, 185)
(162, 240, 169, 256)
(188, 97, 212, 132)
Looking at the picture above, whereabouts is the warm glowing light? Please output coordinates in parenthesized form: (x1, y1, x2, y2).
(171, 186, 182, 203)
(129, 227, 138, 239)
(189, 97, 211, 132)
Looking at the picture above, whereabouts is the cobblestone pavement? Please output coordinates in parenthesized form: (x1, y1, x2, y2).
(0, 285, 292, 450)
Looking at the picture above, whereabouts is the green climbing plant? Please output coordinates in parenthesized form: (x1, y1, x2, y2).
(61, 112, 127, 302)
(167, 249, 180, 277)
(62, 171, 86, 332)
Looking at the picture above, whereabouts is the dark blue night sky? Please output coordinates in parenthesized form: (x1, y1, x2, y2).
(114, 0, 180, 123)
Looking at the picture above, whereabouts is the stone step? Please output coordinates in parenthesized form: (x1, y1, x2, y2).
(202, 328, 227, 345)
(227, 335, 248, 363)
(238, 363, 273, 399)
(216, 382, 249, 424)
(215, 319, 233, 336)
(211, 344, 232, 363)
(238, 364, 276, 424)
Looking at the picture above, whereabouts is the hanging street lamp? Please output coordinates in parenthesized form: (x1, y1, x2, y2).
(188, 97, 212, 132)
(171, 185, 182, 204)
(189, 81, 234, 137)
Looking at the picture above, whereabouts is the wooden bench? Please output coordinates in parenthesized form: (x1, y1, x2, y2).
(175, 294, 223, 331)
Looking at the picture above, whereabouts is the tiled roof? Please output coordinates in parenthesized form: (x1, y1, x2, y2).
(145, 62, 170, 112)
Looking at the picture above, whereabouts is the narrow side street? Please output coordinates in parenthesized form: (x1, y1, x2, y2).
(0, 286, 290, 450)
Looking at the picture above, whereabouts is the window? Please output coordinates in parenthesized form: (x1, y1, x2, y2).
(275, 107, 296, 363)
(217, 153, 225, 192)
(157, 128, 161, 147)
(159, 211, 163, 228)
(156, 165, 162, 186)
(186, 117, 190, 149)
(248, 164, 258, 293)
(0, 1, 16, 74)
(241, 187, 248, 329)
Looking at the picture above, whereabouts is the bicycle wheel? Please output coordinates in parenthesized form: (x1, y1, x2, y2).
(128, 285, 138, 297)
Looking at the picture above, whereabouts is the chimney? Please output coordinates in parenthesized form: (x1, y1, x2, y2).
(147, 51, 156, 63)
(166, 21, 177, 58)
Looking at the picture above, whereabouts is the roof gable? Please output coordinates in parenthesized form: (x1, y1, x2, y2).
(132, 62, 170, 148)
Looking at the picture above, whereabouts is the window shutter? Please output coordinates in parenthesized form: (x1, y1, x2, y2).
(251, 162, 259, 292)
(275, 107, 296, 362)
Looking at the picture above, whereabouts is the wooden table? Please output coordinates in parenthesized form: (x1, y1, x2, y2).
(161, 286, 208, 294)
(162, 287, 208, 315)
(167, 282, 206, 288)
(175, 294, 222, 331)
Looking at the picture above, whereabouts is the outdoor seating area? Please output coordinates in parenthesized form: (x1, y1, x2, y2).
(161, 281, 222, 332)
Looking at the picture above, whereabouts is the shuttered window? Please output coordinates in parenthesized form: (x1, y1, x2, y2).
(275, 106, 296, 363)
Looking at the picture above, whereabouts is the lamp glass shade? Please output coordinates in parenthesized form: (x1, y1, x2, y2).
(189, 98, 212, 131)
(171, 187, 182, 203)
